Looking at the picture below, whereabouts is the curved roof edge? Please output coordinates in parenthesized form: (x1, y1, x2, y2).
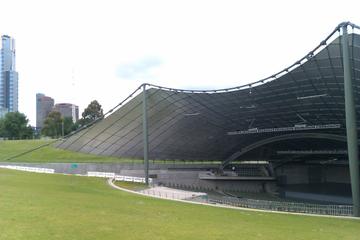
(141, 21, 360, 94)
(61, 21, 360, 136)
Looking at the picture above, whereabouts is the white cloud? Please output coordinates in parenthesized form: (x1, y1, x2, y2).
(116, 57, 162, 80)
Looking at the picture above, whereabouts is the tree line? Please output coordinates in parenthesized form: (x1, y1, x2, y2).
(0, 100, 103, 140)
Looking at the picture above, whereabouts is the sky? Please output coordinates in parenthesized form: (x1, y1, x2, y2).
(0, 0, 360, 126)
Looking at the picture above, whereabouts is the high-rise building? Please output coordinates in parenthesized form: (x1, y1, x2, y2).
(0, 35, 18, 117)
(36, 93, 55, 129)
(53, 103, 79, 123)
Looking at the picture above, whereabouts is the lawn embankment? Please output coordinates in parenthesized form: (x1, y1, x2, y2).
(0, 168, 359, 240)
(0, 140, 137, 163)
(114, 180, 149, 191)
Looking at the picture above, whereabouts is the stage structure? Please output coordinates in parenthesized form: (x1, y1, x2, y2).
(56, 22, 360, 216)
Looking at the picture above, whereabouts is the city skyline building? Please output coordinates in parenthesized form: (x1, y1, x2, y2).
(53, 103, 79, 123)
(0, 35, 18, 117)
(36, 93, 55, 129)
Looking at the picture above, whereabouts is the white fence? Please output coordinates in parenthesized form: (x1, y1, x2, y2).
(87, 171, 152, 183)
(208, 196, 353, 216)
(87, 171, 115, 178)
(0, 165, 55, 174)
(140, 187, 206, 200)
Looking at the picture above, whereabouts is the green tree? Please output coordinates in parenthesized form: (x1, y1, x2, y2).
(0, 112, 34, 139)
(41, 111, 62, 138)
(0, 118, 5, 137)
(78, 100, 104, 126)
(63, 117, 76, 135)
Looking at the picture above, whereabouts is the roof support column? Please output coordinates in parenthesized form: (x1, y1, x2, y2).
(142, 84, 149, 185)
(342, 25, 360, 217)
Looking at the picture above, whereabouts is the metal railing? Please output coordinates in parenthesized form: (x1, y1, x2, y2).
(207, 196, 353, 216)
(140, 187, 207, 201)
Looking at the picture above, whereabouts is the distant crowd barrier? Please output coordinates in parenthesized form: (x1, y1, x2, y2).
(87, 171, 153, 183)
(140, 187, 207, 200)
(0, 165, 55, 174)
(208, 196, 353, 216)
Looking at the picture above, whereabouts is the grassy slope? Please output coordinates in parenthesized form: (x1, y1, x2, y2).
(0, 169, 359, 240)
(0, 140, 139, 163)
(0, 140, 220, 164)
(114, 181, 149, 191)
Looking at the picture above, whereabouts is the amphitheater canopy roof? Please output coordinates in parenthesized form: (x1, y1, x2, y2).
(56, 22, 360, 166)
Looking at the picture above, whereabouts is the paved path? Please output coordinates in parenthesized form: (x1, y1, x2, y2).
(139, 186, 206, 200)
(107, 179, 359, 220)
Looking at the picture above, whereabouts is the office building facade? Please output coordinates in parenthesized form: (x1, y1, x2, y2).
(36, 93, 55, 129)
(0, 35, 18, 117)
(53, 103, 79, 123)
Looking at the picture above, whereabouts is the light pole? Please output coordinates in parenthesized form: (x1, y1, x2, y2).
(341, 23, 360, 217)
(142, 84, 149, 185)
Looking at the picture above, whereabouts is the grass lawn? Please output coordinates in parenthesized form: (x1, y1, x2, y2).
(114, 181, 149, 191)
(0, 140, 219, 164)
(0, 140, 139, 163)
(0, 169, 359, 240)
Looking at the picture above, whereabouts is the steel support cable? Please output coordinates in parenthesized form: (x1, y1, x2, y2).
(298, 61, 332, 126)
(346, 22, 360, 31)
(98, 90, 182, 156)
(221, 91, 266, 130)
(224, 68, 345, 165)
(74, 85, 147, 152)
(66, 23, 356, 159)
(312, 47, 343, 125)
(350, 27, 360, 117)
(101, 86, 187, 159)
(92, 90, 191, 159)
(220, 85, 306, 166)
(145, 118, 222, 161)
(8, 23, 356, 162)
(116, 90, 228, 160)
(165, 91, 232, 130)
(224, 89, 264, 129)
(191, 26, 344, 130)
(170, 92, 230, 129)
(147, 96, 229, 161)
(329, 30, 350, 125)
(56, 84, 144, 149)
(140, 92, 230, 153)
(5, 84, 145, 161)
(181, 92, 240, 127)
(120, 114, 196, 160)
(261, 86, 305, 126)
(99, 90, 190, 157)
(94, 88, 177, 154)
(201, 89, 254, 129)
(63, 89, 146, 151)
(75, 99, 144, 153)
(248, 79, 296, 128)
(243, 83, 308, 153)
(195, 92, 250, 128)
(132, 23, 355, 147)
(77, 88, 162, 153)
(108, 90, 202, 158)
(325, 42, 346, 125)
(271, 65, 312, 123)
(145, 22, 350, 95)
(338, 27, 347, 120)
(281, 70, 316, 125)
(345, 26, 360, 116)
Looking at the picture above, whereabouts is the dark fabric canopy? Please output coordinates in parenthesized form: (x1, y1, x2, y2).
(56, 31, 360, 164)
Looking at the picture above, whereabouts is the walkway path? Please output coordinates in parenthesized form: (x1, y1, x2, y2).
(107, 179, 358, 220)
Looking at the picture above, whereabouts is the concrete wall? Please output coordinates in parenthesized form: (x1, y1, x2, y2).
(0, 162, 272, 193)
